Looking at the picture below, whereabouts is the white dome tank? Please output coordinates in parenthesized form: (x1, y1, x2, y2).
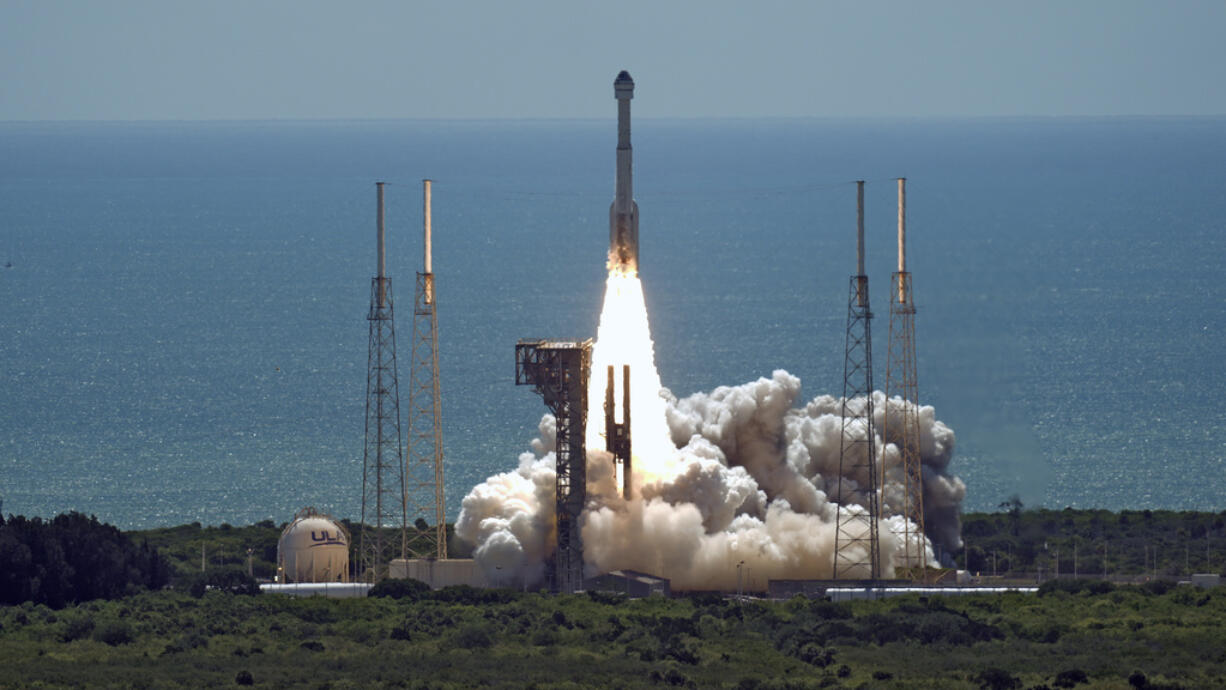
(277, 508, 350, 583)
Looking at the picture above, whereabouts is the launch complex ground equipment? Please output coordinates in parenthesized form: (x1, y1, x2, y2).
(405, 179, 447, 560)
(833, 181, 882, 582)
(516, 339, 593, 594)
(361, 182, 407, 581)
(884, 178, 927, 580)
(605, 364, 632, 499)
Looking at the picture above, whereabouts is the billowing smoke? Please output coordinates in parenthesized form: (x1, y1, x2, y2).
(456, 368, 966, 590)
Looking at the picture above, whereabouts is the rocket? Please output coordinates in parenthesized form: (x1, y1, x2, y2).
(609, 70, 639, 273)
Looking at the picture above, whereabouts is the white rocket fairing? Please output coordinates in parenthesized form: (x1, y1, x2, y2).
(609, 70, 639, 273)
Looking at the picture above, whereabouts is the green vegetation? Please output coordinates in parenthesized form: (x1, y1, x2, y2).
(3, 507, 1226, 687)
(0, 512, 171, 608)
(135, 520, 283, 581)
(962, 500, 1226, 580)
(2, 583, 1223, 688)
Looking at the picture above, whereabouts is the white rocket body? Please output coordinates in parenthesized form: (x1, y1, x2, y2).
(609, 70, 639, 273)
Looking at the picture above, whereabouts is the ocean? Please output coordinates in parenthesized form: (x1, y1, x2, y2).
(2, 117, 1224, 529)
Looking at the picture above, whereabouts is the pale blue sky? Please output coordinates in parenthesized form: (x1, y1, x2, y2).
(2, 0, 1224, 120)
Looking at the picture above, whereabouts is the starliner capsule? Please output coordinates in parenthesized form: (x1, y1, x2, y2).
(609, 70, 639, 273)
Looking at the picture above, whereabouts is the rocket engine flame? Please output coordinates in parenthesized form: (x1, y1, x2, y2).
(586, 268, 677, 484)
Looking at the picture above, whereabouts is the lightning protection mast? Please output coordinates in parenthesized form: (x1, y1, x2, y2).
(833, 180, 881, 582)
(884, 178, 927, 579)
(405, 179, 447, 560)
(360, 181, 407, 581)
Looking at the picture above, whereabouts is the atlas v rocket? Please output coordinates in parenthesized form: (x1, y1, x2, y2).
(609, 70, 639, 273)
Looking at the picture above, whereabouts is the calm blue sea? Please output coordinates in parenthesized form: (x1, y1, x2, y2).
(2, 117, 1224, 529)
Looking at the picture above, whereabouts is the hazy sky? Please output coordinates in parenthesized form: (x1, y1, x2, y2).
(3, 0, 1224, 121)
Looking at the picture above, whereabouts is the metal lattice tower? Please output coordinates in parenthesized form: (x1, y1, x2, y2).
(516, 339, 592, 593)
(405, 180, 447, 560)
(833, 181, 881, 581)
(884, 177, 927, 577)
(360, 182, 407, 582)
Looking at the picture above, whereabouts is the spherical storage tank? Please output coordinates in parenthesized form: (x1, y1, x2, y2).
(277, 508, 350, 583)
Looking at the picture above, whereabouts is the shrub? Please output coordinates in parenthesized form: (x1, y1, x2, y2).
(1141, 580, 1175, 596)
(1053, 669, 1089, 687)
(809, 599, 853, 620)
(650, 669, 693, 688)
(454, 624, 493, 649)
(531, 628, 557, 646)
(289, 599, 337, 624)
(797, 644, 835, 668)
(975, 668, 1020, 690)
(235, 670, 254, 686)
(664, 638, 700, 665)
(93, 620, 134, 646)
(369, 578, 431, 601)
(59, 615, 95, 642)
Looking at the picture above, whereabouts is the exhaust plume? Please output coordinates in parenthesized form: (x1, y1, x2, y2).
(456, 264, 965, 590)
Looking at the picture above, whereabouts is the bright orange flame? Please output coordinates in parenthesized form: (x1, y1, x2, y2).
(587, 268, 678, 486)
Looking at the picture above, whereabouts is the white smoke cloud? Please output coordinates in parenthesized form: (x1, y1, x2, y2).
(455, 370, 966, 590)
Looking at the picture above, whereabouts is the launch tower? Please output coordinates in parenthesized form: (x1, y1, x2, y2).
(884, 178, 926, 577)
(405, 179, 447, 560)
(833, 181, 882, 581)
(516, 339, 593, 593)
(360, 182, 407, 581)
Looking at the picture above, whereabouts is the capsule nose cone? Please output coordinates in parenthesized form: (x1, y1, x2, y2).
(614, 70, 634, 98)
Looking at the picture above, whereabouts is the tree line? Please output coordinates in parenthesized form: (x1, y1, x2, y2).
(961, 499, 1226, 580)
(0, 512, 171, 608)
